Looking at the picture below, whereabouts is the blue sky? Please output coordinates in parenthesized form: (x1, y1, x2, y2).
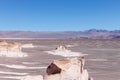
(0, 0, 120, 31)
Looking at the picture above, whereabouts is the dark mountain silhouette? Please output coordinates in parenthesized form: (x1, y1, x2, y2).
(0, 29, 120, 39)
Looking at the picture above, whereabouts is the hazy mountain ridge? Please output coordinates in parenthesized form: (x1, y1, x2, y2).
(0, 29, 120, 39)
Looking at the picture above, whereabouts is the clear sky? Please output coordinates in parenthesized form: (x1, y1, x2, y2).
(0, 0, 120, 31)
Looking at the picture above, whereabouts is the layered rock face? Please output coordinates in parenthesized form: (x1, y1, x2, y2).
(44, 57, 93, 80)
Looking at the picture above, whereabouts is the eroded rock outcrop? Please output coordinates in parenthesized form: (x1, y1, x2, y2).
(45, 45, 85, 57)
(21, 57, 93, 80)
(44, 57, 93, 80)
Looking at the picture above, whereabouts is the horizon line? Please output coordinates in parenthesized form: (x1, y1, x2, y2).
(0, 29, 120, 32)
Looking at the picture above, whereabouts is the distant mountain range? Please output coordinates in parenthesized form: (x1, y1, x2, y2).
(0, 29, 120, 39)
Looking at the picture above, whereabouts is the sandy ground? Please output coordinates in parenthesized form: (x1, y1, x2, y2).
(0, 39, 120, 80)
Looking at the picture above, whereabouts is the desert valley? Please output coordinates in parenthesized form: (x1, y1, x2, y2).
(0, 39, 119, 80)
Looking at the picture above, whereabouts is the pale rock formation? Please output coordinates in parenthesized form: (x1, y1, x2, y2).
(0, 41, 27, 57)
(44, 57, 93, 80)
(20, 57, 93, 80)
(0, 40, 8, 45)
(46, 45, 86, 57)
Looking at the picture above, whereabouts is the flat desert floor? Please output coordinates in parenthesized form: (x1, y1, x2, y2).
(0, 39, 120, 80)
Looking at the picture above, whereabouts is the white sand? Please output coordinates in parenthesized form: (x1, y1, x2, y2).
(0, 64, 46, 69)
(0, 76, 24, 80)
(0, 75, 43, 80)
(0, 71, 28, 75)
(21, 75, 43, 80)
(66, 44, 78, 47)
(45, 49, 87, 57)
(22, 44, 35, 48)
(22, 62, 40, 65)
(0, 51, 27, 57)
(88, 58, 108, 61)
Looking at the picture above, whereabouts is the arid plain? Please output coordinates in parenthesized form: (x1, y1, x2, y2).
(0, 39, 120, 80)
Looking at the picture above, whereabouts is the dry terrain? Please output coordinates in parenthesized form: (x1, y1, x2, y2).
(0, 39, 120, 80)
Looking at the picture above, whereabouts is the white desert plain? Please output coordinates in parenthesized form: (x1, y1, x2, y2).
(0, 39, 119, 80)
